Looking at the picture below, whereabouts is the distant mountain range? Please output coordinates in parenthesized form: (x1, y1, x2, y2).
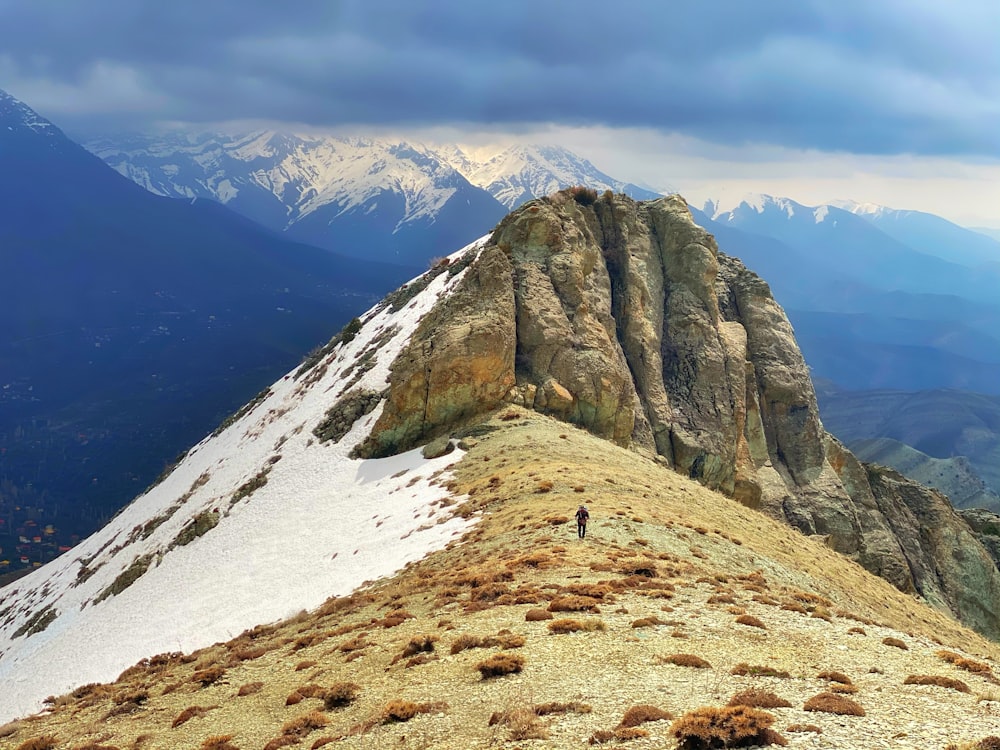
(87, 133, 659, 265)
(690, 194, 1000, 395)
(0, 89, 411, 578)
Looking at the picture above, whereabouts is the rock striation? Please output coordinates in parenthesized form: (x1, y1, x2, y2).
(355, 189, 1000, 639)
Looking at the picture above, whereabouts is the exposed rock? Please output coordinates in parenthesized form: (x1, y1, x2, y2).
(422, 437, 455, 459)
(356, 189, 1000, 639)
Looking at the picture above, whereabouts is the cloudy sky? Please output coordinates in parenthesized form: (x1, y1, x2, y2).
(1, 0, 998, 226)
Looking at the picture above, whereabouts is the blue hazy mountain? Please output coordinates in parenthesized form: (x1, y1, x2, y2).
(0, 89, 412, 576)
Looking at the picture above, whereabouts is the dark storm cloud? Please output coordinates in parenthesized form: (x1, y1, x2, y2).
(1, 0, 997, 156)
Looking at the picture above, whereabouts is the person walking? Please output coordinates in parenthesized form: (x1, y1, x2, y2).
(575, 504, 590, 539)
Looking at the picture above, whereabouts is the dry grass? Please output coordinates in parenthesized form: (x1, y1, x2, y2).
(904, 674, 971, 692)
(882, 636, 909, 650)
(172, 705, 216, 728)
(619, 704, 673, 727)
(735, 614, 766, 629)
(236, 681, 263, 697)
(524, 608, 554, 621)
(589, 727, 649, 744)
(547, 618, 606, 634)
(730, 663, 790, 678)
(803, 692, 865, 716)
(817, 670, 852, 685)
(475, 653, 525, 678)
(14, 738, 60, 750)
(727, 689, 792, 709)
(658, 653, 712, 668)
(670, 706, 786, 748)
(200, 735, 239, 750)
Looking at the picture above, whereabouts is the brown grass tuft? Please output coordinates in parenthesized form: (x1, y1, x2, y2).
(192, 666, 226, 687)
(904, 674, 971, 692)
(236, 682, 263, 697)
(658, 653, 712, 669)
(476, 653, 525, 678)
(547, 618, 606, 634)
(14, 738, 60, 750)
(172, 705, 215, 728)
(323, 682, 361, 709)
(882, 636, 908, 650)
(488, 707, 549, 741)
(785, 724, 822, 733)
(282, 710, 330, 737)
(620, 704, 673, 727)
(548, 595, 602, 613)
(735, 614, 766, 629)
(727, 689, 792, 709)
(200, 735, 239, 750)
(379, 700, 445, 723)
(589, 727, 650, 744)
(670, 705, 786, 748)
(803, 692, 865, 716)
(525, 608, 554, 622)
(730, 663, 790, 678)
(817, 670, 852, 685)
(631, 616, 665, 628)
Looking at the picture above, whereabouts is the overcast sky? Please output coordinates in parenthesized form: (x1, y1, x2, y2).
(2, 0, 998, 226)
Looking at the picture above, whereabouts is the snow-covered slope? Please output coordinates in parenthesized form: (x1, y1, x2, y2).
(443, 143, 662, 209)
(0, 238, 489, 723)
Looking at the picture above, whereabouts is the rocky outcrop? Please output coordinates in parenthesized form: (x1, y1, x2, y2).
(356, 190, 1000, 639)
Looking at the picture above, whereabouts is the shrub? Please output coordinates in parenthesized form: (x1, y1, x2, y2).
(731, 663, 789, 678)
(937, 650, 995, 676)
(785, 724, 821, 733)
(658, 653, 712, 669)
(670, 706, 786, 748)
(172, 706, 215, 728)
(548, 618, 606, 634)
(569, 186, 599, 205)
(882, 636, 908, 650)
(817, 670, 852, 685)
(548, 595, 601, 612)
(534, 702, 592, 715)
(295, 660, 317, 671)
(589, 728, 649, 744)
(631, 617, 664, 628)
(192, 666, 226, 687)
(476, 653, 525, 678)
(379, 700, 444, 723)
(727, 689, 792, 709)
(237, 682, 263, 697)
(488, 708, 548, 741)
(525, 609, 554, 622)
(282, 711, 329, 737)
(904, 674, 970, 692)
(323, 682, 361, 709)
(620, 704, 673, 727)
(15, 738, 60, 750)
(450, 632, 524, 654)
(847, 626, 866, 635)
(803, 692, 865, 716)
(201, 736, 239, 750)
(735, 614, 766, 629)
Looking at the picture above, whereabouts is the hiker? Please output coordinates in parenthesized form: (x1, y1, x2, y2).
(575, 504, 590, 539)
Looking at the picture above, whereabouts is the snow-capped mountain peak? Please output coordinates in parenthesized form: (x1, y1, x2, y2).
(0, 88, 60, 138)
(704, 192, 802, 221)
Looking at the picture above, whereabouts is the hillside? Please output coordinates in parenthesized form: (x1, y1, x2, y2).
(4, 410, 1000, 749)
(5, 191, 1000, 748)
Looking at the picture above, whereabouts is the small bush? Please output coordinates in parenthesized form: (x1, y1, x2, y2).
(201, 736, 239, 750)
(817, 670, 852, 685)
(730, 663, 789, 678)
(658, 653, 712, 669)
(15, 738, 60, 750)
(379, 700, 443, 723)
(476, 653, 525, 678)
(847, 626, 866, 635)
(548, 595, 601, 613)
(534, 702, 592, 715)
(589, 728, 649, 744)
(282, 710, 329, 737)
(785, 724, 821, 733)
(735, 614, 766, 629)
(937, 650, 995, 676)
(525, 609, 554, 622)
(569, 186, 599, 205)
(631, 616, 665, 628)
(904, 674, 971, 692)
(237, 682, 263, 697)
(882, 636, 908, 650)
(548, 618, 606, 634)
(489, 708, 548, 741)
(620, 704, 673, 727)
(670, 705, 786, 748)
(803, 692, 865, 716)
(324, 682, 361, 709)
(172, 706, 215, 728)
(727, 689, 792, 709)
(192, 666, 226, 687)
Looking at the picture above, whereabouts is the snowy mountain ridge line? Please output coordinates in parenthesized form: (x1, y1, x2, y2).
(0, 237, 491, 724)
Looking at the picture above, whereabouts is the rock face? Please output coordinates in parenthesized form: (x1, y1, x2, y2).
(357, 190, 1000, 639)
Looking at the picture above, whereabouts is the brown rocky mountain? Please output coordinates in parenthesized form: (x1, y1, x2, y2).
(6, 190, 1000, 749)
(356, 189, 1000, 640)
